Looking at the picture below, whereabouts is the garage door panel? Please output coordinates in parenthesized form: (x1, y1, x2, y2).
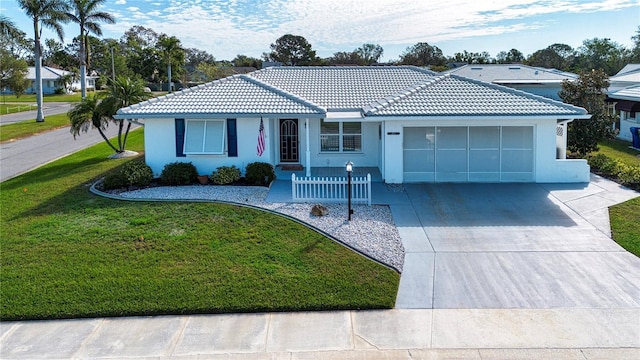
(402, 126, 534, 183)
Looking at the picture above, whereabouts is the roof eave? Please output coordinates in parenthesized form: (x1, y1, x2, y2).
(114, 112, 326, 120)
(363, 114, 591, 121)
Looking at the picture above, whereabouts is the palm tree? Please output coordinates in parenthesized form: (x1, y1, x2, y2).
(17, 0, 70, 122)
(157, 35, 184, 93)
(0, 15, 26, 40)
(67, 0, 115, 99)
(69, 76, 153, 155)
(68, 94, 118, 152)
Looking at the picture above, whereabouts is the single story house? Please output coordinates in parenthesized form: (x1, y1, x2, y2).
(609, 64, 640, 93)
(608, 84, 640, 144)
(444, 64, 578, 101)
(115, 66, 591, 184)
(17, 66, 95, 94)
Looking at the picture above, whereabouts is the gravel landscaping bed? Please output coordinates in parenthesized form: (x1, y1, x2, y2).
(118, 185, 404, 271)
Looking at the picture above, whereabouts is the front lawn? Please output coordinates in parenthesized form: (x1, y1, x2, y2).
(0, 103, 36, 114)
(0, 131, 399, 320)
(0, 113, 71, 142)
(597, 139, 640, 257)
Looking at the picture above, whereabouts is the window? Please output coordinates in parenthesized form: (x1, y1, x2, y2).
(320, 120, 361, 152)
(184, 120, 226, 154)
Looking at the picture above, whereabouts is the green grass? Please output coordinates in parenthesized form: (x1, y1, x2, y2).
(0, 113, 71, 142)
(598, 139, 640, 257)
(595, 139, 640, 167)
(0, 103, 36, 114)
(610, 197, 640, 257)
(1, 92, 84, 103)
(0, 130, 399, 320)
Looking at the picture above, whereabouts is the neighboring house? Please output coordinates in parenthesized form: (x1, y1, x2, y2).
(608, 84, 640, 144)
(609, 64, 640, 93)
(115, 66, 590, 184)
(444, 64, 578, 100)
(17, 66, 95, 94)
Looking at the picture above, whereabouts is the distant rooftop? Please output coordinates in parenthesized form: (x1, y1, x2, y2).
(444, 64, 578, 84)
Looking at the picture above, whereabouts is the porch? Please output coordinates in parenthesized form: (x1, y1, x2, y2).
(274, 166, 382, 182)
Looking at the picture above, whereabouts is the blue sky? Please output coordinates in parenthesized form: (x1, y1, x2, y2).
(3, 0, 639, 62)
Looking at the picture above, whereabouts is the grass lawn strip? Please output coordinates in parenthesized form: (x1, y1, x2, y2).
(597, 140, 640, 257)
(0, 103, 36, 114)
(0, 130, 399, 320)
(0, 113, 71, 143)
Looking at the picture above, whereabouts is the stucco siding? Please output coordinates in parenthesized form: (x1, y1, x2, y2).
(144, 117, 273, 177)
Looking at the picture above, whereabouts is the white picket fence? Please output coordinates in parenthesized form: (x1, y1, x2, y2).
(291, 173, 371, 206)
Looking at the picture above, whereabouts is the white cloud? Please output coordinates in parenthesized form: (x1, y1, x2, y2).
(115, 0, 126, 4)
(101, 0, 638, 60)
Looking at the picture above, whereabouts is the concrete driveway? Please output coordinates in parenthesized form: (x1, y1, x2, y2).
(393, 177, 640, 309)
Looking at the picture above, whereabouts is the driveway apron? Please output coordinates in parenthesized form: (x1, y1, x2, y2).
(394, 181, 640, 309)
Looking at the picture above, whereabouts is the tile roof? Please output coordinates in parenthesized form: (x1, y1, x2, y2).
(116, 66, 588, 119)
(608, 84, 640, 101)
(445, 64, 577, 83)
(364, 75, 588, 117)
(117, 75, 325, 118)
(248, 66, 436, 110)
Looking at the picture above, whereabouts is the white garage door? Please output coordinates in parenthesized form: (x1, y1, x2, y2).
(403, 126, 534, 182)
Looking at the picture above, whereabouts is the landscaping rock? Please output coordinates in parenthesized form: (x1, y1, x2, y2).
(311, 204, 329, 217)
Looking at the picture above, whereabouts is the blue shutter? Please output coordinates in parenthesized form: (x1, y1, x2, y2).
(227, 118, 237, 157)
(175, 118, 185, 157)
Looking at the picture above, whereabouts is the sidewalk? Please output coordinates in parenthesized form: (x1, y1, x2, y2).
(1, 309, 638, 359)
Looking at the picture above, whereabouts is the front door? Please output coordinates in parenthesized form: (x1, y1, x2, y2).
(279, 119, 299, 162)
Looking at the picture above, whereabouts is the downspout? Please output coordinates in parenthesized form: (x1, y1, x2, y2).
(305, 118, 311, 177)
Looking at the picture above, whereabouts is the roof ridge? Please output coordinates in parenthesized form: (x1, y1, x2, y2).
(363, 74, 447, 115)
(241, 74, 327, 113)
(448, 73, 588, 114)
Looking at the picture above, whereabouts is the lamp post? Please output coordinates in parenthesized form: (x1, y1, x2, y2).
(346, 161, 353, 221)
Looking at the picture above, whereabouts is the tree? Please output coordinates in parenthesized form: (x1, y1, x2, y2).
(232, 54, 262, 68)
(68, 94, 117, 151)
(157, 34, 184, 92)
(67, 0, 115, 98)
(400, 42, 446, 67)
(450, 50, 493, 64)
(18, 0, 70, 122)
(327, 51, 361, 65)
(0, 49, 30, 96)
(577, 38, 627, 75)
(355, 43, 383, 65)
(264, 34, 317, 66)
(196, 62, 234, 82)
(526, 43, 576, 71)
(0, 15, 25, 40)
(496, 48, 524, 64)
(69, 76, 154, 154)
(120, 26, 159, 82)
(629, 26, 640, 63)
(559, 69, 616, 156)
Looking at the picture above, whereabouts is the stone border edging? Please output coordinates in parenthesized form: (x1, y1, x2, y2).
(89, 179, 400, 273)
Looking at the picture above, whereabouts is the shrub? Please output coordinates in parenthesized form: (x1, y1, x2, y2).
(102, 172, 128, 190)
(121, 161, 153, 187)
(587, 153, 610, 170)
(616, 163, 640, 185)
(211, 165, 241, 185)
(245, 162, 275, 186)
(160, 162, 198, 185)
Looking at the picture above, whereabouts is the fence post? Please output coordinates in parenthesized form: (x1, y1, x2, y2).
(367, 173, 371, 206)
(291, 173, 296, 202)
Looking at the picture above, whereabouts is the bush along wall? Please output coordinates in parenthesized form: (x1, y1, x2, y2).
(588, 154, 640, 190)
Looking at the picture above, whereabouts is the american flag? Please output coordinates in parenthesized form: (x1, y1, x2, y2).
(257, 117, 266, 156)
